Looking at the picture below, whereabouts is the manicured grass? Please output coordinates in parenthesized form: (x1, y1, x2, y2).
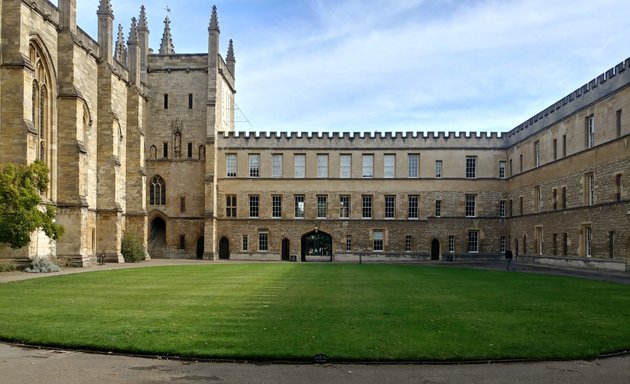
(1, 264, 629, 362)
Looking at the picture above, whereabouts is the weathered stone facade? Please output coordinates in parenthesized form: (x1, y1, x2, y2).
(0, 1, 628, 271)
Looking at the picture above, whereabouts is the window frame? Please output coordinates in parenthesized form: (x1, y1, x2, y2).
(465, 156, 477, 179)
(294, 154, 305, 178)
(258, 231, 269, 252)
(226, 153, 237, 177)
(384, 154, 396, 178)
(362, 195, 372, 219)
(408, 195, 419, 219)
(272, 195, 282, 218)
(248, 154, 260, 178)
(317, 154, 329, 178)
(226, 194, 237, 218)
(465, 194, 476, 217)
(272, 154, 283, 178)
(249, 195, 259, 218)
(316, 195, 328, 219)
(340, 154, 352, 178)
(408, 154, 419, 178)
(362, 154, 374, 178)
(294, 195, 305, 218)
(339, 195, 351, 218)
(373, 230, 384, 252)
(384, 195, 396, 219)
(467, 230, 479, 253)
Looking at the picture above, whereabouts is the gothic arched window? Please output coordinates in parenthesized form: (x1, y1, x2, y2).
(150, 175, 166, 206)
(30, 43, 52, 167)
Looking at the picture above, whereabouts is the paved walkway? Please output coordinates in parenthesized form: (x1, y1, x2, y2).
(1, 259, 629, 383)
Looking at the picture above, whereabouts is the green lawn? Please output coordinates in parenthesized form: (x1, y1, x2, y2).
(1, 263, 629, 362)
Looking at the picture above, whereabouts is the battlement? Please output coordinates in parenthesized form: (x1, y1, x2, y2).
(505, 57, 630, 145)
(147, 54, 209, 73)
(218, 130, 506, 149)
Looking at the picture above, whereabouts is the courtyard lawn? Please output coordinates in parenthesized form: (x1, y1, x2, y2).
(1, 264, 630, 362)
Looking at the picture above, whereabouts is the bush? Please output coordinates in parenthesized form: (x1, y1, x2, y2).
(50, 256, 74, 268)
(25, 257, 61, 273)
(0, 259, 17, 272)
(121, 234, 146, 263)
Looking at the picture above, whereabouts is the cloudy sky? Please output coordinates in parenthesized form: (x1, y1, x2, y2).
(77, 0, 630, 133)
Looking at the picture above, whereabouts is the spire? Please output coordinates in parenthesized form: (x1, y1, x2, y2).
(138, 5, 149, 32)
(159, 15, 175, 55)
(226, 39, 235, 76)
(97, 0, 113, 17)
(209, 5, 220, 32)
(114, 24, 126, 63)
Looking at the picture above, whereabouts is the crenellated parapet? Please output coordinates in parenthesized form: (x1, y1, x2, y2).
(147, 54, 209, 73)
(217, 130, 506, 149)
(505, 57, 630, 145)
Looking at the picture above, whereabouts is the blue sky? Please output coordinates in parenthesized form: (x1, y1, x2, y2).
(77, 0, 630, 133)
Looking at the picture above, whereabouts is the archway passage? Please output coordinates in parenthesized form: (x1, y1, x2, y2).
(219, 237, 230, 260)
(281, 238, 290, 261)
(301, 230, 332, 262)
(149, 217, 167, 258)
(431, 239, 440, 260)
(196, 237, 204, 259)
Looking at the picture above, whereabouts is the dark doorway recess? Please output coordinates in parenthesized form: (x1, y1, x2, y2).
(196, 237, 204, 259)
(219, 237, 230, 260)
(431, 239, 440, 260)
(282, 238, 290, 261)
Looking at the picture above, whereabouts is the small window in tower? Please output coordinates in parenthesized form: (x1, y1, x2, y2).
(187, 142, 193, 158)
(188, 93, 193, 109)
(163, 142, 168, 158)
(164, 94, 169, 109)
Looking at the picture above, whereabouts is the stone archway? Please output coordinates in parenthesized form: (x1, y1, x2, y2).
(149, 217, 167, 258)
(301, 230, 332, 262)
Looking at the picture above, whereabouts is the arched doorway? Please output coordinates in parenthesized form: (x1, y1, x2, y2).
(431, 239, 440, 260)
(149, 217, 167, 258)
(301, 230, 332, 262)
(219, 237, 230, 260)
(196, 237, 204, 259)
(281, 238, 290, 261)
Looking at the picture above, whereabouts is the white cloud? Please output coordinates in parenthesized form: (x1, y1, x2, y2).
(78, 0, 630, 133)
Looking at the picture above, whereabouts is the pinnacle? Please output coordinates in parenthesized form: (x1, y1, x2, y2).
(138, 5, 149, 32)
(97, 0, 113, 16)
(227, 39, 235, 62)
(209, 5, 220, 32)
(159, 14, 175, 54)
(128, 17, 139, 45)
(115, 24, 126, 63)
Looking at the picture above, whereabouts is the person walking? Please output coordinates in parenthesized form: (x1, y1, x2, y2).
(505, 249, 513, 271)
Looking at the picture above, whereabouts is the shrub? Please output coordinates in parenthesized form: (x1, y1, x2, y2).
(121, 234, 146, 263)
(0, 259, 17, 272)
(25, 257, 61, 273)
(50, 256, 74, 268)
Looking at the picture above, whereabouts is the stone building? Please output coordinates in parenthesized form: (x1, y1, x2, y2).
(0, 0, 628, 271)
